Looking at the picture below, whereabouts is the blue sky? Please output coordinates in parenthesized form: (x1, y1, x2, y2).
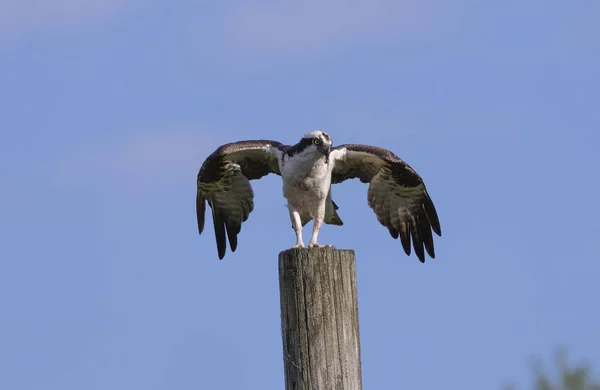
(1, 1, 599, 389)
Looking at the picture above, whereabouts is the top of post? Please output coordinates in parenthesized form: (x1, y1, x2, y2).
(279, 246, 356, 258)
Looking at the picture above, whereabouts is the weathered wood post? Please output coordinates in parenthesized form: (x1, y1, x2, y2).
(278, 247, 362, 390)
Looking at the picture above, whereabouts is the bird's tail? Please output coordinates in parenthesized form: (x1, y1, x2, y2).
(326, 200, 344, 226)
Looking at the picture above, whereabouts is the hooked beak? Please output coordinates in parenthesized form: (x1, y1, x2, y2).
(318, 145, 331, 158)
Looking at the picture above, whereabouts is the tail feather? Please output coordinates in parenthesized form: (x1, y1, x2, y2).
(326, 208, 344, 226)
(301, 215, 311, 227)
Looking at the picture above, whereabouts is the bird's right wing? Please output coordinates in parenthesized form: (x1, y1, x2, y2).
(197, 140, 287, 259)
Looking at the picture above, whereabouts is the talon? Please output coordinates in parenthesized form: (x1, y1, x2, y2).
(309, 243, 333, 248)
(292, 243, 305, 248)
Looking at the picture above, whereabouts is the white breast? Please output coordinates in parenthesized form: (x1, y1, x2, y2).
(282, 152, 331, 183)
(280, 153, 333, 208)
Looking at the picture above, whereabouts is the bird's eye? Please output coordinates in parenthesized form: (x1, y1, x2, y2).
(313, 139, 321, 145)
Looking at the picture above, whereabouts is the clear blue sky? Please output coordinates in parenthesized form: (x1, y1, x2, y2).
(1, 1, 599, 389)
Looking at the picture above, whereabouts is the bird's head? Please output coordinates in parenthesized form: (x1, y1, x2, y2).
(301, 130, 333, 159)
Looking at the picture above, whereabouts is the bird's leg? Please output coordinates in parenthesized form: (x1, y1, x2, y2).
(288, 206, 304, 248)
(308, 204, 330, 248)
(308, 219, 323, 248)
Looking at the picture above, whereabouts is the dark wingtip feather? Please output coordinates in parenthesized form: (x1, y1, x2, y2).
(399, 223, 411, 256)
(410, 219, 426, 263)
(196, 193, 206, 234)
(211, 206, 227, 260)
(418, 210, 436, 259)
(226, 223, 239, 253)
(388, 227, 399, 239)
(423, 190, 442, 237)
(415, 247, 426, 263)
(415, 248, 425, 263)
(424, 239, 436, 259)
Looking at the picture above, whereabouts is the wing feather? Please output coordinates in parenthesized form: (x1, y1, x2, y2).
(197, 140, 286, 259)
(409, 213, 425, 261)
(418, 208, 435, 258)
(422, 189, 441, 236)
(331, 144, 441, 263)
(196, 192, 206, 234)
(225, 222, 238, 253)
(399, 221, 412, 256)
(210, 203, 227, 260)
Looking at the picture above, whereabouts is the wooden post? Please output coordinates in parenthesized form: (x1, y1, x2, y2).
(278, 247, 362, 390)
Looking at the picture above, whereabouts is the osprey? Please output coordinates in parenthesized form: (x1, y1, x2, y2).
(196, 131, 441, 262)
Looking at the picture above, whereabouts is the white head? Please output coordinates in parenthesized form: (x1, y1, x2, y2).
(299, 130, 333, 159)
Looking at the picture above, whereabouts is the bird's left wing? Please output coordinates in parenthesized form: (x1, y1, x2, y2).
(330, 144, 441, 262)
(197, 140, 287, 259)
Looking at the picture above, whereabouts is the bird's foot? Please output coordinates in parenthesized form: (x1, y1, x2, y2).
(292, 243, 305, 248)
(308, 242, 332, 248)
